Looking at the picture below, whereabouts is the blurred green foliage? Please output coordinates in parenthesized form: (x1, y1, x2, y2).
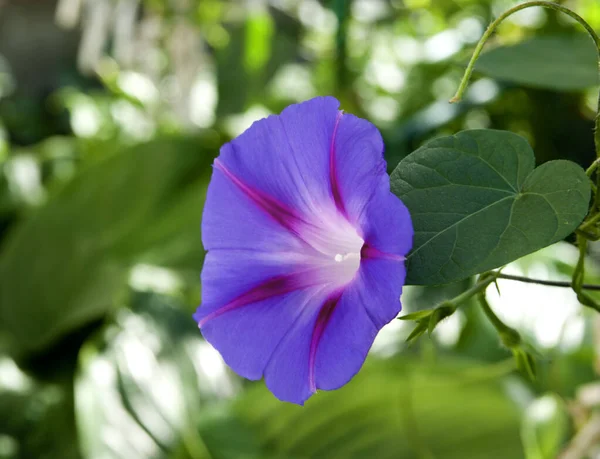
(0, 0, 600, 458)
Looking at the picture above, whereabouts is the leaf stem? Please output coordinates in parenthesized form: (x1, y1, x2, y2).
(585, 159, 599, 198)
(401, 273, 499, 341)
(571, 235, 600, 312)
(579, 211, 600, 233)
(477, 290, 538, 378)
(450, 1, 600, 104)
(586, 158, 600, 177)
(477, 291, 521, 347)
(495, 272, 600, 291)
(449, 272, 498, 306)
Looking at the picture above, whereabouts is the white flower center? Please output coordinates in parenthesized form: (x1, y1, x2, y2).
(332, 249, 361, 284)
(298, 209, 364, 287)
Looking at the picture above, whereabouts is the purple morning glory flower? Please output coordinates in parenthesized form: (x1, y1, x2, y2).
(194, 96, 413, 405)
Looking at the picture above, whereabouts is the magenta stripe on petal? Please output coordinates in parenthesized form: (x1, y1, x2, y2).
(308, 292, 342, 392)
(198, 272, 318, 327)
(214, 158, 306, 234)
(361, 243, 405, 261)
(329, 111, 346, 217)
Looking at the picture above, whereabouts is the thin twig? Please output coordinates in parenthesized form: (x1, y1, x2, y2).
(496, 272, 600, 291)
(451, 1, 600, 104)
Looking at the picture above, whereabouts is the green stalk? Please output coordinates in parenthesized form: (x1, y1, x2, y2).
(451, 1, 600, 106)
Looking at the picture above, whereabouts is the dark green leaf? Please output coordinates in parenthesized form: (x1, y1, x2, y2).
(475, 35, 599, 91)
(391, 129, 590, 285)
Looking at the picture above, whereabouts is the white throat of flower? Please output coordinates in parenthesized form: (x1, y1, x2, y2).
(330, 249, 360, 287)
(299, 210, 364, 287)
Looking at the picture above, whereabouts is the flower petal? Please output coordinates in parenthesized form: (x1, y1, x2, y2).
(199, 250, 312, 308)
(216, 96, 342, 217)
(263, 291, 326, 405)
(331, 112, 388, 222)
(359, 184, 414, 258)
(201, 164, 305, 252)
(197, 286, 322, 383)
(308, 187, 412, 393)
(195, 249, 338, 392)
(314, 258, 406, 391)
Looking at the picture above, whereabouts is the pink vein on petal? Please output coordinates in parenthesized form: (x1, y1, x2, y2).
(198, 272, 317, 327)
(361, 243, 405, 261)
(308, 292, 342, 392)
(329, 111, 346, 216)
(214, 158, 306, 234)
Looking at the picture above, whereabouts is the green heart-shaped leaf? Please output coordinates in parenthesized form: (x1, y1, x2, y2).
(391, 129, 591, 285)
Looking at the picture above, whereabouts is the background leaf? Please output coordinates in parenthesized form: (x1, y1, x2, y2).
(521, 394, 570, 459)
(75, 292, 259, 459)
(235, 358, 523, 459)
(0, 355, 81, 459)
(475, 35, 599, 91)
(0, 137, 213, 357)
(391, 129, 591, 285)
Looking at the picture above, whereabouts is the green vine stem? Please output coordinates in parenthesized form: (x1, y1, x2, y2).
(400, 273, 499, 323)
(403, 266, 600, 345)
(401, 273, 500, 341)
(477, 291, 537, 379)
(477, 291, 521, 348)
(446, 272, 498, 307)
(495, 272, 600, 291)
(578, 212, 600, 236)
(450, 1, 600, 158)
(572, 235, 600, 312)
(586, 159, 600, 177)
